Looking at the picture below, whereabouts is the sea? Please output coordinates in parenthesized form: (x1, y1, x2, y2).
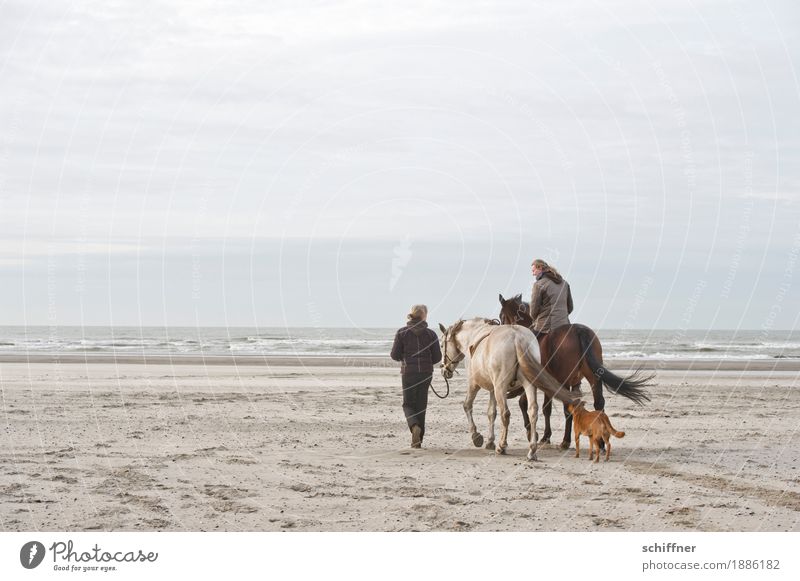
(0, 326, 798, 360)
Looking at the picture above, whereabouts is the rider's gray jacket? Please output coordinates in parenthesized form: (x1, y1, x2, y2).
(530, 275, 573, 333)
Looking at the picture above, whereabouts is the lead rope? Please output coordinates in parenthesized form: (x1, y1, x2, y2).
(431, 373, 451, 399)
(430, 330, 452, 399)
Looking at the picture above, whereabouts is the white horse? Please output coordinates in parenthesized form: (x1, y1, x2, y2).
(439, 318, 576, 461)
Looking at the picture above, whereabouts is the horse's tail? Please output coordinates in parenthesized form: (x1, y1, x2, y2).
(515, 337, 575, 405)
(575, 325, 653, 406)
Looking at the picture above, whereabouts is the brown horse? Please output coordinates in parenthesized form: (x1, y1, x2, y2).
(498, 293, 652, 448)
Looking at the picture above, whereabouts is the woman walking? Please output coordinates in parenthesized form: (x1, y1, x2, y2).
(390, 304, 442, 448)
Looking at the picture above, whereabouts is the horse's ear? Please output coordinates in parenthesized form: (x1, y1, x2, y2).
(498, 293, 505, 304)
(438, 323, 447, 334)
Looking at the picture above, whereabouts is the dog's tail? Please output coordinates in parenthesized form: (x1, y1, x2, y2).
(605, 417, 625, 439)
(515, 336, 575, 405)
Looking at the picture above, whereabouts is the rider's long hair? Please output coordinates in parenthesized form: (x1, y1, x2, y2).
(533, 259, 563, 281)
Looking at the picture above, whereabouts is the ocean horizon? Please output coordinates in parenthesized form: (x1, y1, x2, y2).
(0, 325, 798, 361)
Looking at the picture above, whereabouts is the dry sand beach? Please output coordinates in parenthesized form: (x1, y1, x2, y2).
(1, 357, 799, 532)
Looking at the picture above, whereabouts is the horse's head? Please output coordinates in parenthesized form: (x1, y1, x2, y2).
(498, 293, 532, 327)
(438, 320, 466, 379)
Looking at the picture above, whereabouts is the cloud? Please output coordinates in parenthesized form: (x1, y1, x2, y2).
(739, 191, 799, 203)
(1, 0, 799, 327)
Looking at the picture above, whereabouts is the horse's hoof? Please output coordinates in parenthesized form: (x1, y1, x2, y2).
(527, 452, 539, 462)
(495, 446, 507, 455)
(484, 440, 495, 450)
(472, 433, 484, 448)
(560, 441, 570, 450)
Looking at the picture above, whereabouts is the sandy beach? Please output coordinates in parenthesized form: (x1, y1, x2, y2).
(1, 356, 799, 532)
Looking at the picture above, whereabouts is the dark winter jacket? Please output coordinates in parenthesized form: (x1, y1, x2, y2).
(390, 320, 442, 375)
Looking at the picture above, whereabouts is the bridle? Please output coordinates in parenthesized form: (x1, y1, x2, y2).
(436, 323, 465, 399)
(500, 297, 532, 328)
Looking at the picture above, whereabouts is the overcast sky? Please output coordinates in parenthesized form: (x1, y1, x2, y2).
(1, 0, 799, 330)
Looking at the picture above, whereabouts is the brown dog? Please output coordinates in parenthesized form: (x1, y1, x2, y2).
(567, 401, 625, 462)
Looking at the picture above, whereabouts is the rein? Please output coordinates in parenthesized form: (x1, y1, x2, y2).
(432, 329, 454, 399)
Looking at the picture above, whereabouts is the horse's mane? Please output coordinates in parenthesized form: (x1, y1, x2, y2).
(449, 317, 500, 334)
(447, 317, 502, 335)
(450, 319, 465, 334)
(468, 317, 501, 326)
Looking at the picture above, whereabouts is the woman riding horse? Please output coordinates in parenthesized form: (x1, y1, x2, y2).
(526, 258, 580, 447)
(530, 259, 573, 343)
(498, 262, 652, 448)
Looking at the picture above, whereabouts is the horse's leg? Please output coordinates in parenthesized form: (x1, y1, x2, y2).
(524, 384, 539, 461)
(589, 376, 606, 451)
(485, 392, 497, 450)
(585, 338, 605, 411)
(538, 334, 553, 445)
(494, 386, 510, 455)
(583, 350, 606, 451)
(591, 376, 605, 411)
(540, 393, 553, 444)
(463, 381, 484, 448)
(560, 386, 579, 450)
(518, 393, 531, 442)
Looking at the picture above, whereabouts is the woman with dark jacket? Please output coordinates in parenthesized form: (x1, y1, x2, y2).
(530, 259, 574, 342)
(390, 304, 442, 448)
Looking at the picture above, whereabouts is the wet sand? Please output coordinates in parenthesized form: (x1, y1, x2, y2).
(1, 357, 799, 531)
